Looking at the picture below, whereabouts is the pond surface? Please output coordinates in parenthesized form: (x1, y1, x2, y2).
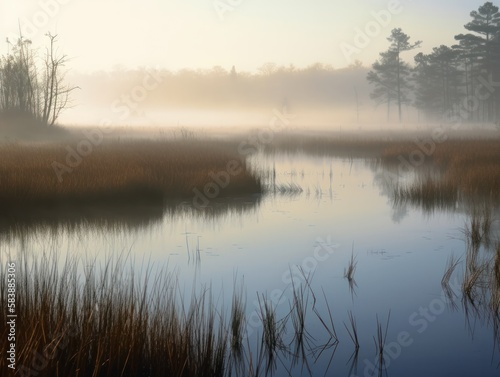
(3, 152, 500, 376)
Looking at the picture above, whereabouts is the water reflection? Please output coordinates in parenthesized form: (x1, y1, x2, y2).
(372, 155, 500, 357)
(457, 211, 500, 346)
(2, 152, 500, 376)
(369, 158, 500, 222)
(0, 195, 262, 241)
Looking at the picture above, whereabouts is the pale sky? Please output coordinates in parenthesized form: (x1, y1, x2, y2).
(0, 0, 490, 73)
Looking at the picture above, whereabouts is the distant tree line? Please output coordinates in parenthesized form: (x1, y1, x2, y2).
(0, 33, 76, 127)
(73, 62, 370, 114)
(368, 1, 500, 124)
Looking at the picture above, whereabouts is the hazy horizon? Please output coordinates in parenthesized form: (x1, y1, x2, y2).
(0, 0, 488, 73)
(2, 1, 499, 129)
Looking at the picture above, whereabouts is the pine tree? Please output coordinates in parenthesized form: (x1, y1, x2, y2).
(414, 46, 462, 120)
(387, 28, 421, 122)
(367, 50, 399, 121)
(455, 2, 500, 122)
(367, 28, 419, 122)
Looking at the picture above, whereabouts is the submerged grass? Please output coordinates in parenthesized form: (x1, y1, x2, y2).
(230, 280, 246, 364)
(344, 248, 357, 284)
(442, 255, 461, 287)
(492, 244, 500, 315)
(373, 312, 391, 374)
(256, 294, 286, 374)
(344, 311, 359, 351)
(441, 254, 461, 302)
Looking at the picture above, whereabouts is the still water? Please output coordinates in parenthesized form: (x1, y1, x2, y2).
(3, 152, 499, 376)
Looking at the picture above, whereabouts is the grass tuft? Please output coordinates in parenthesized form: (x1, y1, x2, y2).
(344, 311, 359, 350)
(0, 139, 262, 212)
(344, 247, 357, 284)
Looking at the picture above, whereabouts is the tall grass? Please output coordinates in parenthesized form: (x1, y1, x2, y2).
(229, 279, 246, 376)
(0, 252, 235, 376)
(0, 139, 262, 211)
(462, 212, 489, 301)
(255, 132, 500, 209)
(288, 275, 314, 373)
(446, 207, 500, 336)
(260, 131, 412, 159)
(0, 251, 346, 376)
(256, 294, 286, 373)
(392, 174, 459, 211)
(460, 207, 494, 299)
(382, 139, 500, 205)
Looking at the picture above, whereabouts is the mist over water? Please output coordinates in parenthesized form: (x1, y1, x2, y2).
(2, 1, 500, 376)
(59, 65, 409, 131)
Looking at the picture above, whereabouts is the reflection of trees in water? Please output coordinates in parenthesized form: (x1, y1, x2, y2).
(0, 196, 262, 241)
(370, 160, 412, 223)
(390, 204, 408, 224)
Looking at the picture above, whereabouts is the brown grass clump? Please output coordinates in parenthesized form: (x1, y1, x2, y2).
(0, 139, 262, 211)
(383, 139, 500, 204)
(0, 253, 233, 376)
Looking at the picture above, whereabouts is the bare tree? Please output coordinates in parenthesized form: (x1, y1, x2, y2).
(0, 33, 77, 127)
(40, 33, 77, 126)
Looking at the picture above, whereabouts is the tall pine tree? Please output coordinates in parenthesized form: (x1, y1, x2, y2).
(367, 28, 420, 122)
(413, 46, 461, 120)
(455, 2, 500, 122)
